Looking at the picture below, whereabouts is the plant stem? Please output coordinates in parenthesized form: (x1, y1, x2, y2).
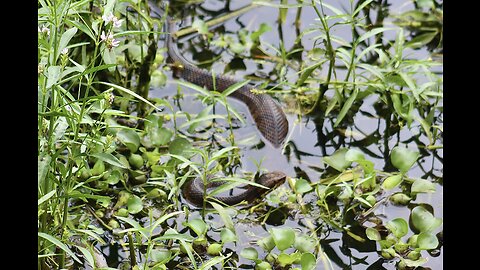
(173, 3, 258, 39)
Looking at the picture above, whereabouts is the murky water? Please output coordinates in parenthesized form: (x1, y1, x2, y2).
(98, 0, 443, 269)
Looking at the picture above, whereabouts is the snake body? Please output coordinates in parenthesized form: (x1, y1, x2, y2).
(182, 171, 286, 206)
(166, 19, 289, 147)
(165, 16, 288, 206)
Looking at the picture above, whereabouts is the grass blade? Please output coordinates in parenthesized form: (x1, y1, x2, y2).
(38, 232, 82, 264)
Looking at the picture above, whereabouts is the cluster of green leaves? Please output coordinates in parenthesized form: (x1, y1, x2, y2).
(289, 145, 440, 267)
(241, 227, 318, 270)
(254, 0, 443, 149)
(392, 0, 443, 52)
(366, 205, 442, 269)
(37, 0, 173, 268)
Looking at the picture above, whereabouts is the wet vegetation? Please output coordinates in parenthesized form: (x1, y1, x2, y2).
(38, 0, 443, 269)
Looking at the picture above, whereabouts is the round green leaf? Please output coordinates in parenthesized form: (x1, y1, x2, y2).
(271, 228, 296, 251)
(240, 247, 258, 261)
(417, 232, 439, 250)
(293, 235, 316, 253)
(295, 179, 313, 194)
(127, 195, 143, 214)
(117, 129, 141, 152)
(255, 261, 272, 270)
(206, 243, 222, 256)
(105, 169, 122, 185)
(300, 253, 316, 270)
(322, 148, 352, 171)
(345, 148, 365, 162)
(411, 179, 436, 194)
(390, 146, 419, 173)
(169, 137, 193, 157)
(411, 206, 442, 233)
(365, 227, 381, 241)
(386, 218, 409, 238)
(257, 235, 275, 252)
(278, 252, 299, 267)
(389, 193, 412, 205)
(382, 174, 403, 190)
(151, 127, 173, 147)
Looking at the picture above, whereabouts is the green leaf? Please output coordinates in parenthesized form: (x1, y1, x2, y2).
(334, 88, 358, 127)
(390, 146, 419, 173)
(127, 195, 143, 214)
(117, 129, 140, 152)
(255, 261, 272, 270)
(210, 202, 235, 232)
(38, 232, 82, 264)
(323, 148, 352, 171)
(220, 228, 238, 243)
(180, 114, 225, 130)
(257, 235, 275, 252)
(297, 61, 325, 86)
(353, 0, 374, 17)
(103, 0, 116, 18)
(240, 247, 258, 261)
(200, 255, 225, 270)
(229, 42, 245, 54)
(295, 179, 313, 194)
(187, 105, 212, 133)
(46, 66, 62, 88)
(75, 245, 95, 268)
(90, 153, 128, 169)
(168, 137, 193, 157)
(38, 155, 51, 185)
(251, 23, 271, 42)
(365, 227, 381, 241)
(99, 82, 163, 112)
(192, 19, 209, 35)
(356, 27, 392, 45)
(402, 257, 428, 267)
(417, 232, 439, 250)
(278, 252, 300, 267)
(411, 179, 436, 194)
(57, 27, 78, 59)
(151, 127, 173, 147)
(416, 0, 435, 8)
(386, 218, 409, 238)
(406, 31, 438, 49)
(382, 174, 403, 190)
(270, 228, 296, 251)
(185, 218, 207, 236)
(345, 148, 365, 162)
(293, 235, 316, 253)
(221, 80, 250, 98)
(149, 211, 183, 232)
(38, 190, 56, 206)
(300, 252, 316, 270)
(411, 206, 442, 233)
(151, 249, 171, 263)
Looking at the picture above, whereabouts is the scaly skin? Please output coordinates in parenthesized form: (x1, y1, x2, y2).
(166, 19, 289, 148)
(182, 171, 286, 207)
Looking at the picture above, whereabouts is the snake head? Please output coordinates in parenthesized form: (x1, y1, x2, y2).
(257, 171, 287, 189)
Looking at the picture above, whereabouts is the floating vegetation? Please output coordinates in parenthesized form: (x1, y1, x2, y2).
(38, 0, 442, 269)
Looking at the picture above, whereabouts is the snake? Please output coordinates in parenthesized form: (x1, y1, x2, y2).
(164, 13, 289, 206)
(182, 171, 287, 206)
(166, 17, 289, 148)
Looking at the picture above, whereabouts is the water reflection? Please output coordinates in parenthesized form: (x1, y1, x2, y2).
(147, 0, 443, 269)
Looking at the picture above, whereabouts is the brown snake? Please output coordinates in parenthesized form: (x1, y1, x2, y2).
(161, 10, 289, 206)
(166, 17, 289, 148)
